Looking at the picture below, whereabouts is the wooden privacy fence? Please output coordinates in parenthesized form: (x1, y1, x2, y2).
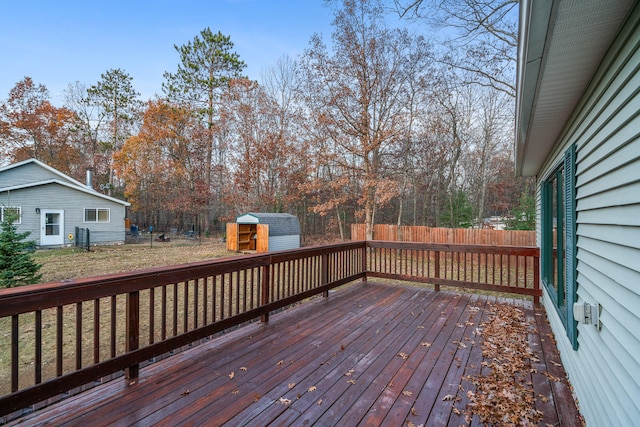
(0, 240, 539, 419)
(351, 224, 536, 246)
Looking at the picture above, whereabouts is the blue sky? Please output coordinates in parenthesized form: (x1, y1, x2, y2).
(0, 0, 336, 105)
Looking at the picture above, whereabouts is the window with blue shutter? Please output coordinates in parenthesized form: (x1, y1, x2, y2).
(542, 144, 578, 349)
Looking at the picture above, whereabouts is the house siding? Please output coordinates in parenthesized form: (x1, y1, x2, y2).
(0, 183, 126, 246)
(537, 5, 640, 426)
(0, 162, 78, 188)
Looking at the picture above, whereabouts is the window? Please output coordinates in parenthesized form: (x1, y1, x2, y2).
(1, 206, 21, 224)
(541, 145, 577, 349)
(84, 208, 110, 223)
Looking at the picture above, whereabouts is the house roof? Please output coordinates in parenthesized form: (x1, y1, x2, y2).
(515, 0, 635, 177)
(0, 159, 130, 206)
(236, 212, 301, 236)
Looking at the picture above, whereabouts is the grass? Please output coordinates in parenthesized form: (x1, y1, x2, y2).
(33, 238, 234, 282)
(2, 239, 241, 395)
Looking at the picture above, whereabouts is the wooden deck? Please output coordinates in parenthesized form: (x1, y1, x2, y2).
(7, 282, 581, 426)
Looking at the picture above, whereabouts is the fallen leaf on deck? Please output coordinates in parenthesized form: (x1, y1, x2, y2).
(442, 394, 455, 401)
(228, 371, 235, 379)
(232, 389, 239, 395)
(402, 390, 412, 396)
(317, 399, 323, 405)
(279, 397, 291, 405)
(277, 360, 284, 366)
(398, 352, 409, 359)
(181, 389, 190, 395)
(347, 379, 356, 385)
(288, 383, 296, 389)
(308, 386, 317, 392)
(240, 366, 248, 371)
(420, 342, 431, 347)
(411, 407, 418, 416)
(345, 369, 355, 376)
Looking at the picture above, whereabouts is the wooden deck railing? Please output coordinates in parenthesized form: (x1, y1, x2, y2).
(0, 240, 539, 419)
(366, 241, 540, 302)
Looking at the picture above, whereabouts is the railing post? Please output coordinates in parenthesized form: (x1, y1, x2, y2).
(125, 290, 140, 380)
(322, 253, 329, 298)
(362, 242, 368, 282)
(534, 254, 540, 305)
(261, 263, 270, 323)
(434, 251, 440, 292)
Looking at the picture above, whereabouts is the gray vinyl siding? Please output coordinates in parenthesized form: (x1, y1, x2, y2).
(268, 235, 301, 252)
(0, 162, 77, 187)
(536, 5, 640, 426)
(0, 183, 126, 246)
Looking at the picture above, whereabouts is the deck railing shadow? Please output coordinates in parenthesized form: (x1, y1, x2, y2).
(0, 241, 539, 419)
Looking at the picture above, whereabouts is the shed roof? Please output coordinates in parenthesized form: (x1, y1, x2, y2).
(236, 213, 300, 237)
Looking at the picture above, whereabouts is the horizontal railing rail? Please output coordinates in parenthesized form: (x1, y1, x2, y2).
(0, 240, 539, 420)
(0, 242, 365, 418)
(366, 241, 540, 302)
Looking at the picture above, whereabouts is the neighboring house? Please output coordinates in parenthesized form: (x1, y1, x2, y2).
(0, 159, 130, 247)
(516, 1, 639, 425)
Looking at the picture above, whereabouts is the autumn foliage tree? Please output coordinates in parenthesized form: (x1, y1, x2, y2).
(0, 77, 82, 173)
(114, 99, 208, 227)
(302, 0, 431, 239)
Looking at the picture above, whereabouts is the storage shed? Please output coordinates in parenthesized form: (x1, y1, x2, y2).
(226, 213, 301, 253)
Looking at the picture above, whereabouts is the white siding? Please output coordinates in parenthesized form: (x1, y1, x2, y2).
(537, 5, 640, 426)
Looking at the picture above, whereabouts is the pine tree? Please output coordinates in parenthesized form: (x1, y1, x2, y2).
(0, 210, 42, 288)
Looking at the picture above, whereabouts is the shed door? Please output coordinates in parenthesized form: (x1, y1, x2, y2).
(41, 209, 64, 246)
(256, 224, 269, 253)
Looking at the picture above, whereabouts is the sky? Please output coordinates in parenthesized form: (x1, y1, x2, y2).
(0, 0, 336, 105)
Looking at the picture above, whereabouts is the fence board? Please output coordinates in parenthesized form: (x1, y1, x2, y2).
(351, 224, 535, 246)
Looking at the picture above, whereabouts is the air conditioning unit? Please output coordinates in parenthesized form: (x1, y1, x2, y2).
(573, 301, 600, 330)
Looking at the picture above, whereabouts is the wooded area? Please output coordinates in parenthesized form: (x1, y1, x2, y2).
(0, 0, 531, 239)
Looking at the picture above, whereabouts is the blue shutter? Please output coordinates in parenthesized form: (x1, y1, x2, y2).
(564, 145, 578, 350)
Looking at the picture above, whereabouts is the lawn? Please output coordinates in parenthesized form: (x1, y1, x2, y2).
(33, 239, 235, 283)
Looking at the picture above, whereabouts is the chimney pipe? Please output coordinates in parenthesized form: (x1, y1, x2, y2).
(86, 169, 93, 189)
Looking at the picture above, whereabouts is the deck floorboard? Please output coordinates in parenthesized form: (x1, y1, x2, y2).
(8, 282, 581, 427)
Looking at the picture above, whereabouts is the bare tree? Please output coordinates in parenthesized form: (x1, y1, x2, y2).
(394, 0, 517, 97)
(302, 0, 431, 239)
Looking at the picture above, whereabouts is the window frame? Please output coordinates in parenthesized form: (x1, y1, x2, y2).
(541, 145, 578, 349)
(83, 208, 110, 223)
(1, 206, 22, 224)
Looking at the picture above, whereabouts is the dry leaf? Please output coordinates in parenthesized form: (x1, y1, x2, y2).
(228, 371, 235, 379)
(402, 390, 412, 396)
(277, 360, 284, 366)
(398, 352, 409, 359)
(253, 393, 261, 402)
(417, 325, 425, 329)
(240, 366, 248, 371)
(550, 360, 562, 367)
(288, 383, 296, 389)
(387, 381, 394, 388)
(411, 407, 418, 416)
(308, 386, 317, 392)
(181, 389, 190, 395)
(406, 421, 416, 427)
(232, 389, 239, 395)
(345, 369, 355, 376)
(347, 379, 356, 385)
(317, 399, 323, 405)
(279, 397, 291, 405)
(420, 342, 431, 347)
(442, 394, 455, 401)
(452, 406, 461, 415)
